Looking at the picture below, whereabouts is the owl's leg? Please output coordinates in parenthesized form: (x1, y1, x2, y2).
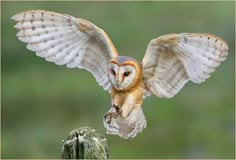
(103, 107, 120, 135)
(112, 104, 122, 114)
(104, 111, 118, 124)
(104, 104, 121, 125)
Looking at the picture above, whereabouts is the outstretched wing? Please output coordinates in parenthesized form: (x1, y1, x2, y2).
(12, 10, 119, 92)
(142, 33, 228, 98)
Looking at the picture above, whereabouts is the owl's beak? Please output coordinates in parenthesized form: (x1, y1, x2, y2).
(115, 79, 120, 88)
(115, 77, 122, 88)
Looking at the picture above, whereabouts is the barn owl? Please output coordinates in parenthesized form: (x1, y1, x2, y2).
(12, 10, 229, 139)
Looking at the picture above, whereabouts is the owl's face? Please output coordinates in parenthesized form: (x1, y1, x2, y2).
(108, 56, 142, 91)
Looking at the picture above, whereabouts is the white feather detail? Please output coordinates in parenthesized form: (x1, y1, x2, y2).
(11, 10, 75, 22)
(17, 26, 78, 43)
(45, 35, 84, 62)
(142, 33, 228, 98)
(12, 10, 119, 92)
(17, 27, 57, 37)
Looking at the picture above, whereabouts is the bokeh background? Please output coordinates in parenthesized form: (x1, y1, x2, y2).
(1, 1, 235, 159)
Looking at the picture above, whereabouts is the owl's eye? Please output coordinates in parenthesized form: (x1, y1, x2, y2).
(110, 68, 116, 76)
(124, 71, 130, 77)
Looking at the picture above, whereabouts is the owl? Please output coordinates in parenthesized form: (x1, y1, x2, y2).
(12, 10, 229, 139)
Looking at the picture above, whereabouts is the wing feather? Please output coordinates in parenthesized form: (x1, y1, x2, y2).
(12, 10, 119, 92)
(142, 33, 228, 98)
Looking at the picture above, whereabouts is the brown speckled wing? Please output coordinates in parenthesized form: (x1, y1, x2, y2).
(12, 10, 119, 92)
(142, 33, 228, 98)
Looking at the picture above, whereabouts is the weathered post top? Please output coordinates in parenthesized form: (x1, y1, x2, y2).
(61, 127, 109, 159)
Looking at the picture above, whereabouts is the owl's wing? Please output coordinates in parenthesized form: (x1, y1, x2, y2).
(142, 33, 228, 98)
(12, 10, 119, 92)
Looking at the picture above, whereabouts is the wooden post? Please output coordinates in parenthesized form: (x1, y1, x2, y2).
(61, 127, 109, 159)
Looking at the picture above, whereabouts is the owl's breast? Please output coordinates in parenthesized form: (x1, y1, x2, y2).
(112, 84, 144, 105)
(111, 83, 144, 118)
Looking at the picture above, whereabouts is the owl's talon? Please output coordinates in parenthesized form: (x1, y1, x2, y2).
(104, 112, 112, 124)
(104, 111, 119, 124)
(112, 104, 122, 114)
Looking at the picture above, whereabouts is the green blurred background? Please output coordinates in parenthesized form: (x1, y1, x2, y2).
(1, 1, 235, 159)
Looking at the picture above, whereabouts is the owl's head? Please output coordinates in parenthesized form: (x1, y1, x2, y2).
(108, 56, 142, 91)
